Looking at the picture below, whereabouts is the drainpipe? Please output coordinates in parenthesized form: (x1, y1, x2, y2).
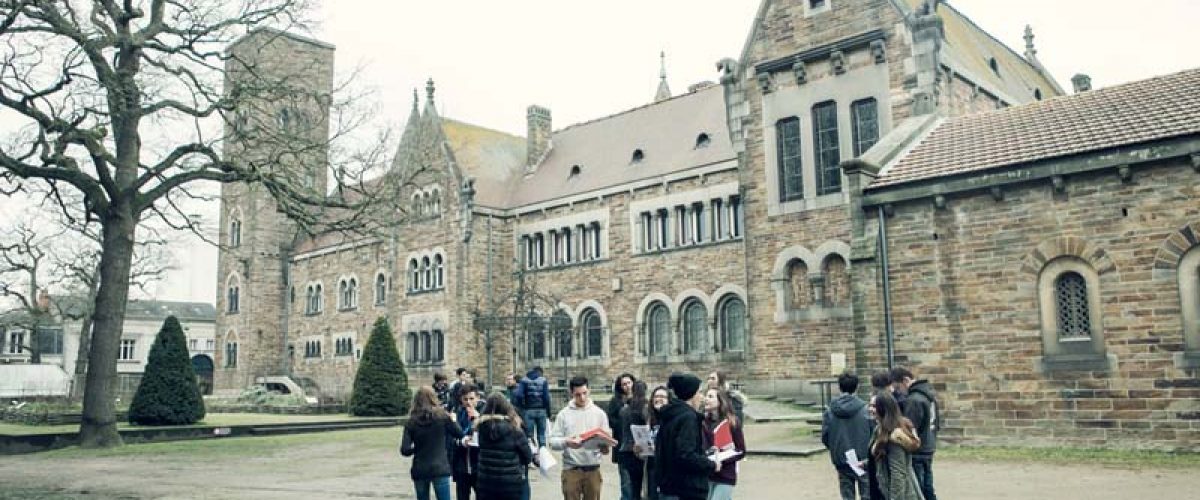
(877, 207, 895, 369)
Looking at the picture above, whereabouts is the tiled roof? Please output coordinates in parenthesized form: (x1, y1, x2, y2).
(440, 119, 527, 208)
(507, 85, 735, 208)
(871, 67, 1200, 189)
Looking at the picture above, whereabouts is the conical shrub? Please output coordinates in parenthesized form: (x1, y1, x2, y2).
(349, 317, 411, 416)
(128, 316, 206, 425)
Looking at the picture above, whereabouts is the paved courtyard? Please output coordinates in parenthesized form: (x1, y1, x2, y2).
(0, 427, 1194, 499)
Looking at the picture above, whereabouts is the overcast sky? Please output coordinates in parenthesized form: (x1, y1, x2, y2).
(122, 0, 1200, 302)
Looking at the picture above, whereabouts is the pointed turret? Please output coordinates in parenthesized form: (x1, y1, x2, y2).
(655, 51, 672, 102)
(1023, 25, 1038, 62)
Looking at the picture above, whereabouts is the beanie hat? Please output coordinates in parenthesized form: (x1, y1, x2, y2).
(668, 372, 703, 401)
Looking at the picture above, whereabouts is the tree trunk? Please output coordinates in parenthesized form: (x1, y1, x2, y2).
(78, 207, 137, 448)
(70, 269, 100, 402)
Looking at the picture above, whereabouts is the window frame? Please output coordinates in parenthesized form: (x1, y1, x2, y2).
(682, 300, 709, 355)
(1037, 257, 1107, 365)
(581, 308, 604, 359)
(776, 116, 804, 202)
(119, 338, 137, 361)
(812, 100, 842, 196)
(718, 296, 747, 353)
(851, 98, 880, 157)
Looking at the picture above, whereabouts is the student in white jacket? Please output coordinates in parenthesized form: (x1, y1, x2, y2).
(549, 375, 613, 500)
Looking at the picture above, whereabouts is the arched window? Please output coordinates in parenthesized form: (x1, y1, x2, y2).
(314, 284, 323, 313)
(411, 193, 422, 216)
(789, 260, 811, 308)
(435, 254, 445, 289)
(420, 331, 431, 363)
(553, 311, 573, 359)
(229, 219, 242, 247)
(718, 296, 746, 352)
(581, 308, 603, 358)
(226, 283, 240, 314)
(422, 256, 432, 291)
(347, 278, 358, 309)
(338, 280, 348, 309)
(409, 259, 420, 291)
(433, 330, 445, 362)
(824, 255, 850, 306)
(528, 319, 546, 360)
(306, 284, 321, 315)
(1180, 246, 1200, 354)
(375, 273, 387, 305)
(647, 303, 670, 356)
(590, 222, 602, 259)
(682, 300, 708, 354)
(406, 333, 418, 364)
(1055, 272, 1091, 340)
(431, 188, 441, 215)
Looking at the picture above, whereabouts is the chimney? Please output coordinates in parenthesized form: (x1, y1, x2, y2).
(1071, 74, 1092, 93)
(37, 289, 51, 312)
(526, 105, 552, 172)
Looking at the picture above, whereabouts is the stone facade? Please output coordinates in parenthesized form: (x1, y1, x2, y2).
(213, 1, 1200, 450)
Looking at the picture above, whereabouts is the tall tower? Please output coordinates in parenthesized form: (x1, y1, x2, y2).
(214, 29, 335, 392)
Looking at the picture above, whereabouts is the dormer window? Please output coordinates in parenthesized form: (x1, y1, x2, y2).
(569, 165, 582, 177)
(631, 149, 645, 164)
(988, 57, 1000, 75)
(695, 133, 711, 149)
(1034, 88, 1043, 100)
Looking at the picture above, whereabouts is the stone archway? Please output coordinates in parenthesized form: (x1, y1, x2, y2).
(191, 354, 214, 395)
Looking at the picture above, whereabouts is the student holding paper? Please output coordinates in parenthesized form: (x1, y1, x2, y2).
(549, 376, 613, 500)
(655, 373, 713, 500)
(618, 381, 650, 500)
(703, 388, 745, 500)
(821, 372, 874, 500)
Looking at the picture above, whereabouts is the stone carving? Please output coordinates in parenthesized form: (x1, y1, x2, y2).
(716, 58, 739, 85)
(830, 50, 847, 75)
(460, 177, 476, 242)
(757, 72, 772, 94)
(792, 61, 807, 85)
(870, 40, 887, 64)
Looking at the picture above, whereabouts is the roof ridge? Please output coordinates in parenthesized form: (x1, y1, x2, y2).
(555, 85, 721, 135)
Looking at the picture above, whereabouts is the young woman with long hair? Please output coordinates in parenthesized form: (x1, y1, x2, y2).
(871, 391, 924, 500)
(617, 380, 649, 500)
(643, 385, 670, 500)
(474, 392, 533, 500)
(703, 388, 746, 500)
(401, 386, 464, 500)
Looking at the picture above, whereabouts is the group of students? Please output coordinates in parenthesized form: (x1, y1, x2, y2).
(820, 366, 940, 500)
(400, 366, 749, 500)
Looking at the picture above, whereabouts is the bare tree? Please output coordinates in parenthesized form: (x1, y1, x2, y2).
(0, 1, 412, 447)
(0, 221, 59, 363)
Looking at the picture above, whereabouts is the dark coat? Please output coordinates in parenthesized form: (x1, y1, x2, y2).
(653, 399, 712, 500)
(705, 415, 746, 486)
(451, 401, 485, 480)
(821, 393, 874, 467)
(515, 371, 551, 411)
(606, 395, 628, 463)
(903, 380, 939, 457)
(400, 412, 463, 480)
(474, 415, 532, 500)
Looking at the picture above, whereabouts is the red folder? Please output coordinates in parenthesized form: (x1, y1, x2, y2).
(712, 419, 734, 450)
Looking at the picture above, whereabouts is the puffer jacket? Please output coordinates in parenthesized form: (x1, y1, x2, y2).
(474, 415, 532, 499)
(653, 399, 712, 500)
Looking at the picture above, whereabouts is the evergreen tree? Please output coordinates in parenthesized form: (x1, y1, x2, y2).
(349, 317, 411, 416)
(127, 316, 206, 425)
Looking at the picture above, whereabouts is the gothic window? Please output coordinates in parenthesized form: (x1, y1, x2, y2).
(411, 193, 422, 217)
(824, 255, 850, 306)
(528, 319, 546, 360)
(229, 219, 242, 247)
(421, 331, 432, 362)
(226, 279, 240, 314)
(1055, 272, 1091, 340)
(581, 308, 603, 358)
(422, 257, 432, 289)
(225, 341, 238, 368)
(776, 117, 803, 202)
(682, 300, 708, 354)
(431, 188, 441, 215)
(813, 101, 842, 195)
(433, 330, 445, 362)
(305, 284, 323, 315)
(647, 303, 670, 356)
(851, 98, 879, 157)
(789, 260, 811, 308)
(718, 296, 746, 352)
(375, 273, 387, 305)
(409, 259, 420, 291)
(1180, 247, 1200, 353)
(339, 278, 358, 310)
(434, 254, 445, 289)
(406, 333, 418, 364)
(553, 311, 573, 359)
(730, 196, 743, 238)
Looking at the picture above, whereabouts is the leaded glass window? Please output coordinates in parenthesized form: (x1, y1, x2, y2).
(582, 309, 603, 358)
(529, 320, 545, 360)
(813, 101, 842, 195)
(777, 117, 803, 201)
(719, 297, 746, 352)
(851, 98, 879, 157)
(1055, 272, 1091, 339)
(648, 303, 670, 356)
(553, 311, 573, 358)
(683, 301, 708, 354)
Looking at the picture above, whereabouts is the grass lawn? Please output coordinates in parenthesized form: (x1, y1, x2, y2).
(35, 426, 397, 460)
(940, 444, 1200, 469)
(0, 413, 386, 436)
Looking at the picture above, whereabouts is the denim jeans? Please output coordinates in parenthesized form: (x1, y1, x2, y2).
(524, 408, 549, 448)
(619, 463, 633, 500)
(413, 476, 451, 500)
(707, 482, 735, 500)
(836, 465, 869, 500)
(912, 456, 936, 500)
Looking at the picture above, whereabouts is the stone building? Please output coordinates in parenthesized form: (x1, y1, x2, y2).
(215, 0, 1200, 449)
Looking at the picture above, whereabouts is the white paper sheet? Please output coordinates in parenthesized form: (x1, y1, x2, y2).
(845, 449, 866, 477)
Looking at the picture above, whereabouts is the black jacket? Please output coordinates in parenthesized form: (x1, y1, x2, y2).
(821, 393, 873, 467)
(451, 401, 486, 479)
(653, 399, 711, 500)
(903, 380, 939, 457)
(400, 413, 463, 480)
(475, 416, 532, 499)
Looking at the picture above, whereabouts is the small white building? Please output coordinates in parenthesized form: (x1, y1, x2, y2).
(0, 298, 216, 399)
